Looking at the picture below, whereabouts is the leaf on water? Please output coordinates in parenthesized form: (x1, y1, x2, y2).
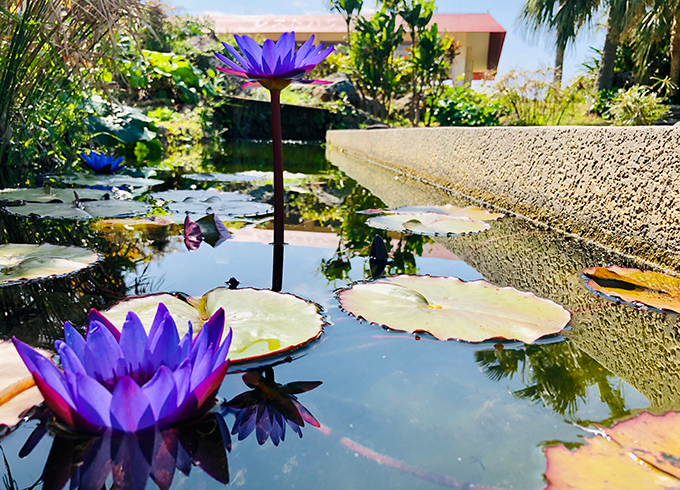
(367, 213, 490, 236)
(583, 266, 680, 313)
(393, 205, 504, 221)
(56, 173, 163, 188)
(0, 244, 99, 285)
(0, 341, 50, 429)
(103, 287, 325, 363)
(544, 411, 680, 490)
(152, 188, 273, 218)
(337, 275, 570, 343)
(0, 188, 113, 204)
(184, 170, 307, 182)
(4, 199, 151, 220)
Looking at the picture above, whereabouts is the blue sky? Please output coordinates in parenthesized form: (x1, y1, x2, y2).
(170, 0, 606, 84)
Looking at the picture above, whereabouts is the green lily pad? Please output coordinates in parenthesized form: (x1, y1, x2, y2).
(3, 199, 151, 220)
(337, 275, 570, 343)
(367, 213, 491, 236)
(0, 188, 115, 204)
(102, 287, 325, 363)
(57, 173, 163, 188)
(0, 243, 100, 285)
(393, 205, 504, 221)
(184, 170, 307, 182)
(152, 189, 273, 218)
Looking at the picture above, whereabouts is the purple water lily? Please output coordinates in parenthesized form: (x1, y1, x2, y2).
(224, 367, 321, 446)
(215, 32, 333, 90)
(184, 213, 231, 251)
(214, 32, 333, 249)
(12, 304, 232, 434)
(79, 151, 126, 174)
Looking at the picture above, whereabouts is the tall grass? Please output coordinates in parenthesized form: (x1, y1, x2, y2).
(0, 0, 146, 187)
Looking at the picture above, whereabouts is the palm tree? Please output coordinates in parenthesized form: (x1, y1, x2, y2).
(329, 0, 363, 48)
(518, 0, 598, 83)
(594, 0, 639, 92)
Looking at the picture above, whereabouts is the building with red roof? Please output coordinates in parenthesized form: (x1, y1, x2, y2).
(209, 13, 506, 85)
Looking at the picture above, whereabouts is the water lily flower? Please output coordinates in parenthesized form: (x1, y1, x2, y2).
(79, 151, 126, 174)
(12, 304, 232, 434)
(183, 213, 231, 251)
(224, 367, 321, 446)
(215, 32, 334, 90)
(214, 32, 333, 247)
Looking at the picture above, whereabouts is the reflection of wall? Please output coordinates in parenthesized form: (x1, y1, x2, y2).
(327, 147, 680, 414)
(327, 127, 680, 270)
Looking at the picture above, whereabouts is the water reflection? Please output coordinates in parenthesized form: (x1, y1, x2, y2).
(20, 412, 230, 490)
(476, 340, 630, 423)
(223, 366, 321, 446)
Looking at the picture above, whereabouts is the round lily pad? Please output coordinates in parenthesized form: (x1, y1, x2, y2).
(103, 287, 325, 363)
(56, 173, 163, 188)
(367, 213, 491, 236)
(152, 188, 273, 218)
(337, 275, 570, 343)
(0, 243, 100, 286)
(3, 199, 151, 220)
(0, 188, 114, 204)
(184, 170, 307, 182)
(393, 205, 504, 221)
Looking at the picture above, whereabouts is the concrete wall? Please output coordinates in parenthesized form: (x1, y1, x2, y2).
(327, 126, 680, 269)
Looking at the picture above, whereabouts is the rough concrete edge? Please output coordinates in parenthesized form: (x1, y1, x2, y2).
(326, 142, 680, 275)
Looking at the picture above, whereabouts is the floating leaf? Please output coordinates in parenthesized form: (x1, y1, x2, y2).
(583, 266, 680, 313)
(0, 188, 113, 204)
(544, 411, 680, 490)
(152, 188, 273, 219)
(0, 244, 99, 285)
(0, 341, 49, 429)
(368, 213, 490, 236)
(184, 170, 307, 182)
(3, 199, 151, 220)
(393, 205, 504, 221)
(337, 275, 570, 343)
(56, 173, 163, 188)
(103, 287, 325, 363)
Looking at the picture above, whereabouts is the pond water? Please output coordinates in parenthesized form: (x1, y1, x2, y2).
(0, 141, 676, 490)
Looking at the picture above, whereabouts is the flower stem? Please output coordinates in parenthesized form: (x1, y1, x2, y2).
(270, 89, 285, 246)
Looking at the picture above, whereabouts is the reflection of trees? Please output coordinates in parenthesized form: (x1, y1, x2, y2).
(476, 340, 629, 424)
(0, 212, 178, 345)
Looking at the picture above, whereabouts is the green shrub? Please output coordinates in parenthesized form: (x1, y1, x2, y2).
(605, 85, 671, 125)
(430, 86, 501, 126)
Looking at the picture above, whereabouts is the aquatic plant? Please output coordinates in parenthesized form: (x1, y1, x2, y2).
(79, 151, 126, 174)
(215, 32, 333, 245)
(12, 303, 232, 433)
(183, 214, 231, 251)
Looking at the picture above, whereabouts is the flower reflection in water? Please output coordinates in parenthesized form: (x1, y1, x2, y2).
(224, 366, 321, 446)
(21, 411, 231, 490)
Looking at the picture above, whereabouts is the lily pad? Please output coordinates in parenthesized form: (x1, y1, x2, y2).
(0, 341, 49, 429)
(393, 205, 504, 221)
(0, 188, 114, 204)
(184, 170, 307, 182)
(3, 199, 151, 220)
(102, 287, 325, 363)
(0, 243, 100, 285)
(56, 172, 163, 188)
(152, 188, 273, 219)
(544, 411, 680, 490)
(367, 213, 491, 236)
(337, 275, 570, 343)
(583, 266, 680, 313)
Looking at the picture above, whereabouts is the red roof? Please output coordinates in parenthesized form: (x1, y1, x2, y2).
(211, 13, 506, 36)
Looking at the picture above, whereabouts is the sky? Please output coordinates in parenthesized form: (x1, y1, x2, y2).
(168, 0, 607, 84)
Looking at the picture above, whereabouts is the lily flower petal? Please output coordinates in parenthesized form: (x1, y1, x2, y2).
(110, 376, 155, 432)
